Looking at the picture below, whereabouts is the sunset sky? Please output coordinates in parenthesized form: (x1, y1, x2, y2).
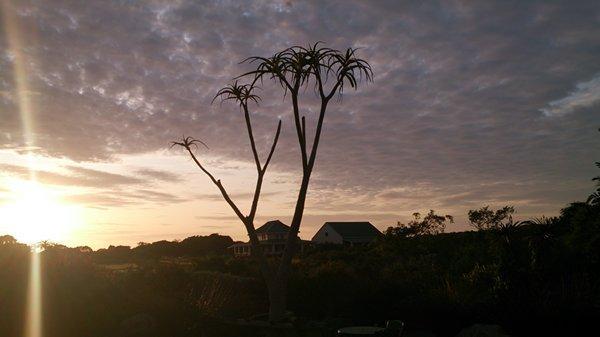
(1, 0, 599, 249)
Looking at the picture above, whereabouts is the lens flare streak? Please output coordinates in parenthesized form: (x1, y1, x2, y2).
(1, 2, 44, 337)
(24, 249, 42, 337)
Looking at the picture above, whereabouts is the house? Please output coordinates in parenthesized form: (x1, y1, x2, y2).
(311, 221, 381, 245)
(229, 220, 308, 257)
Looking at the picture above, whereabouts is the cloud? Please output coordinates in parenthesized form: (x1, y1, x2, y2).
(61, 193, 137, 208)
(135, 168, 181, 182)
(541, 74, 600, 116)
(194, 191, 281, 202)
(65, 165, 144, 186)
(0, 0, 599, 220)
(0, 163, 186, 207)
(61, 189, 185, 208)
(0, 163, 143, 188)
(126, 189, 185, 203)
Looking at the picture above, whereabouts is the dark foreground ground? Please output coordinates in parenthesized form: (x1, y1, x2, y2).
(0, 199, 599, 337)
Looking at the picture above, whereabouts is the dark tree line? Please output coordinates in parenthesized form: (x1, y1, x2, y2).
(1, 190, 599, 337)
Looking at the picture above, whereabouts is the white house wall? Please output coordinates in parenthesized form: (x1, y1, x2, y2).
(311, 224, 344, 244)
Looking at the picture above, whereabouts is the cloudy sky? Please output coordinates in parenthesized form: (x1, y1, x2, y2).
(1, 0, 599, 248)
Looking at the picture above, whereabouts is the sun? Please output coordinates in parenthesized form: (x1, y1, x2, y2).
(0, 179, 82, 244)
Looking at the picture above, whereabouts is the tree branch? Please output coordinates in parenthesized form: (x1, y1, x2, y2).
(263, 119, 282, 172)
(173, 138, 275, 276)
(326, 81, 341, 101)
(308, 98, 330, 170)
(243, 103, 262, 172)
(316, 67, 326, 100)
(292, 93, 308, 169)
(300, 116, 306, 147)
(248, 120, 282, 222)
(182, 145, 246, 223)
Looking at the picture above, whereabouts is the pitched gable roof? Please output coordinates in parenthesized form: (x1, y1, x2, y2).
(325, 222, 381, 243)
(255, 220, 290, 234)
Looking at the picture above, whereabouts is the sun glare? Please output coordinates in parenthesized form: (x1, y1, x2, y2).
(0, 180, 81, 244)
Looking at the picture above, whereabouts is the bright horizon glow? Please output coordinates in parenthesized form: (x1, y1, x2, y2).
(0, 179, 83, 244)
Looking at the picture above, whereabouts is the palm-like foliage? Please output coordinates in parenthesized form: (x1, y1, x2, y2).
(588, 192, 600, 206)
(329, 47, 373, 94)
(213, 81, 260, 107)
(523, 216, 560, 268)
(239, 42, 372, 99)
(587, 130, 600, 205)
(494, 216, 524, 245)
(170, 136, 208, 151)
(524, 216, 560, 241)
(587, 161, 600, 206)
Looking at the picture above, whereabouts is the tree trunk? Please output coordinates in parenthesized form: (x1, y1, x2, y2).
(267, 278, 287, 322)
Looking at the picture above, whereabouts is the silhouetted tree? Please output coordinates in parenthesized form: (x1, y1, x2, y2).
(75, 246, 93, 253)
(173, 42, 372, 321)
(0, 234, 17, 245)
(522, 216, 560, 270)
(585, 129, 600, 205)
(385, 210, 454, 237)
(494, 216, 524, 246)
(588, 160, 600, 206)
(468, 205, 515, 231)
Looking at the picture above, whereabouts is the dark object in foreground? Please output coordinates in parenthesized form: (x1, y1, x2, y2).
(337, 320, 404, 337)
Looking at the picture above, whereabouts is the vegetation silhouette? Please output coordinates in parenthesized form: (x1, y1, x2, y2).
(172, 42, 372, 322)
(385, 210, 454, 237)
(2, 186, 599, 337)
(467, 206, 515, 231)
(1, 173, 600, 337)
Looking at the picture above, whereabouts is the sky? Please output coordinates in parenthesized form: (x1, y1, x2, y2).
(0, 0, 599, 249)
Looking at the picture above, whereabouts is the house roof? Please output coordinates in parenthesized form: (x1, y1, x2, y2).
(324, 222, 381, 243)
(228, 241, 250, 248)
(255, 220, 290, 234)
